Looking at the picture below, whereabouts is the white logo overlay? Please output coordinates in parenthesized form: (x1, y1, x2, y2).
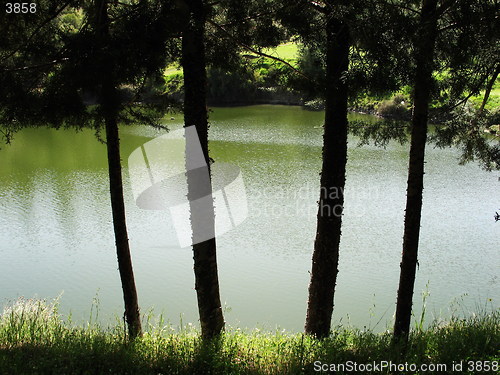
(128, 126, 248, 247)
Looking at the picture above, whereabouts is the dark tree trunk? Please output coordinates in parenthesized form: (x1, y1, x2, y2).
(393, 0, 439, 342)
(104, 114, 142, 339)
(181, 0, 224, 339)
(304, 15, 350, 339)
(95, 0, 142, 339)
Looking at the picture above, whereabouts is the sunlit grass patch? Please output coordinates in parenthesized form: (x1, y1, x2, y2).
(262, 42, 299, 61)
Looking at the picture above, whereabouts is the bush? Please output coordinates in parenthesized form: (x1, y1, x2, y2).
(376, 94, 411, 120)
(392, 93, 407, 105)
(163, 72, 184, 101)
(207, 68, 257, 105)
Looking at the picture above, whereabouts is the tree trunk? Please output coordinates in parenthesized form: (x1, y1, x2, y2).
(477, 64, 500, 118)
(304, 15, 349, 339)
(96, 0, 142, 339)
(393, 0, 439, 342)
(104, 114, 142, 339)
(181, 0, 225, 339)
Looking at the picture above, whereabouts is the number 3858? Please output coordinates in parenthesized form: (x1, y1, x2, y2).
(6, 3, 37, 13)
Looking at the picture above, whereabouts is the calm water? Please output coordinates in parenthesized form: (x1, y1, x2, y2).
(0, 105, 498, 332)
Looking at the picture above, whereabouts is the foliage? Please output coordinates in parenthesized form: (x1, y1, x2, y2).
(163, 72, 185, 101)
(0, 0, 183, 144)
(434, 1, 500, 107)
(0, 0, 82, 143)
(163, 50, 300, 105)
(430, 103, 500, 171)
(207, 67, 258, 104)
(350, 119, 410, 148)
(288, 45, 324, 101)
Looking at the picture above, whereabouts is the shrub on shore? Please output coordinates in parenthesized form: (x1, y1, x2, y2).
(376, 94, 412, 120)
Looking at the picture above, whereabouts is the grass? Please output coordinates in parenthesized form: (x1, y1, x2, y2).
(0, 298, 498, 374)
(262, 42, 299, 61)
(164, 65, 181, 76)
(163, 42, 299, 79)
(162, 41, 500, 117)
(470, 82, 500, 112)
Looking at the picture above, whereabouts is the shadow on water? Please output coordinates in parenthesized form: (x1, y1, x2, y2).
(348, 109, 499, 172)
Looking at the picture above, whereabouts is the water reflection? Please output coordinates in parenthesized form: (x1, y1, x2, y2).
(0, 106, 498, 332)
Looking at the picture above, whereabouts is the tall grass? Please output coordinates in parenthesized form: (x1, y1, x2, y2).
(0, 298, 498, 374)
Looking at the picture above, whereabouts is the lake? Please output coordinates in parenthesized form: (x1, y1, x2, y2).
(0, 105, 498, 332)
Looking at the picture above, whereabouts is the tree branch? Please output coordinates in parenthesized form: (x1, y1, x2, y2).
(206, 19, 312, 81)
(471, 63, 500, 126)
(2, 58, 69, 72)
(218, 10, 276, 28)
(383, 0, 421, 15)
(436, 0, 458, 17)
(438, 15, 498, 33)
(446, 66, 496, 111)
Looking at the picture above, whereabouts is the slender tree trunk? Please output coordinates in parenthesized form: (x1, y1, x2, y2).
(393, 0, 439, 342)
(104, 114, 142, 339)
(95, 0, 142, 339)
(305, 15, 349, 339)
(476, 64, 499, 118)
(181, 0, 224, 339)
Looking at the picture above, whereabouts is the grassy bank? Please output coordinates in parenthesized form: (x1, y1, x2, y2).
(163, 41, 500, 122)
(0, 299, 498, 374)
